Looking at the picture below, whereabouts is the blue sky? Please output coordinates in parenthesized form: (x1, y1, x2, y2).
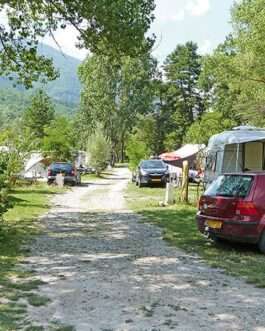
(151, 0, 235, 63)
(42, 0, 235, 62)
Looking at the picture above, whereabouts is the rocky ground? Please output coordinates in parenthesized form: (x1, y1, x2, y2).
(23, 168, 265, 331)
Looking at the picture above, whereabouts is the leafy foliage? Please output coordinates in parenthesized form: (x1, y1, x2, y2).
(164, 42, 205, 124)
(42, 116, 76, 161)
(23, 90, 55, 141)
(126, 115, 156, 169)
(78, 53, 157, 161)
(0, 0, 155, 87)
(185, 111, 236, 145)
(88, 127, 111, 175)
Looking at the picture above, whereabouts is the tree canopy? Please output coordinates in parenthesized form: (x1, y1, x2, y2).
(0, 0, 155, 87)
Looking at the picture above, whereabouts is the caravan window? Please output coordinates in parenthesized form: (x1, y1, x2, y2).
(206, 153, 217, 172)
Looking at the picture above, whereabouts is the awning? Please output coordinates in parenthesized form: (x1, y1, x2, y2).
(160, 144, 205, 162)
(159, 151, 180, 161)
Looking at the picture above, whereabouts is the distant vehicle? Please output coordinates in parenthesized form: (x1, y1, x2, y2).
(77, 165, 96, 175)
(135, 159, 169, 187)
(47, 162, 81, 186)
(197, 172, 265, 253)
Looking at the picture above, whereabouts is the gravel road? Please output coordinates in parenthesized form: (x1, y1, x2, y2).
(24, 168, 265, 331)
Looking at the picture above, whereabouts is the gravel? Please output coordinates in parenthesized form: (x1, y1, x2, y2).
(24, 168, 265, 331)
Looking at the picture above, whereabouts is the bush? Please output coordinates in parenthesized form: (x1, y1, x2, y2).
(126, 132, 151, 170)
(88, 128, 111, 176)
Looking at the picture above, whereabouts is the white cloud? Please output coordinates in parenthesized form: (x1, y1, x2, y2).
(198, 39, 212, 54)
(42, 26, 88, 60)
(186, 0, 210, 17)
(172, 10, 185, 21)
(154, 0, 210, 25)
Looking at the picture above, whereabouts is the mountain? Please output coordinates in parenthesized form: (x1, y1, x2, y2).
(0, 43, 82, 109)
(37, 43, 82, 106)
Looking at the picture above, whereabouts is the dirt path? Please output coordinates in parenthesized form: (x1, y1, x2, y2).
(24, 168, 265, 331)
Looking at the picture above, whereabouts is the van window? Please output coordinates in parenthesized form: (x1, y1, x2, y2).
(205, 175, 253, 198)
(206, 153, 217, 171)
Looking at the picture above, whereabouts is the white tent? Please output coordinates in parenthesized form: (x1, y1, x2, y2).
(0, 146, 9, 152)
(22, 153, 50, 179)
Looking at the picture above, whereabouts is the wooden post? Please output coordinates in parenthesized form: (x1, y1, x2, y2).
(181, 160, 189, 203)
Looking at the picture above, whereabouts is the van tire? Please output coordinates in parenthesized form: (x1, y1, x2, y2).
(258, 231, 265, 254)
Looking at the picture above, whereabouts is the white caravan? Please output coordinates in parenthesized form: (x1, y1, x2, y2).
(204, 126, 265, 185)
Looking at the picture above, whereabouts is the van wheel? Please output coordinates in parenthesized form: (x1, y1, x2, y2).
(258, 231, 265, 254)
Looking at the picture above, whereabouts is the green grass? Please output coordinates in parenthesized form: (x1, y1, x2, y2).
(0, 183, 65, 330)
(126, 182, 265, 287)
(81, 169, 114, 182)
(27, 293, 51, 307)
(81, 173, 101, 181)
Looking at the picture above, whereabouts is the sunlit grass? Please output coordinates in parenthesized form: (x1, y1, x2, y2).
(0, 183, 65, 330)
(126, 182, 265, 287)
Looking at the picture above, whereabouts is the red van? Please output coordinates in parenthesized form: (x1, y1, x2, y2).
(197, 173, 265, 253)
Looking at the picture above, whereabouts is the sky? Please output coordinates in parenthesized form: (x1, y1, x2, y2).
(151, 0, 235, 62)
(2, 0, 235, 63)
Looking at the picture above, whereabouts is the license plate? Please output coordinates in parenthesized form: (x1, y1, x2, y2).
(152, 179, 161, 182)
(206, 220, 222, 229)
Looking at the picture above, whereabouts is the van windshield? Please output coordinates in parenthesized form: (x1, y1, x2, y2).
(205, 175, 253, 198)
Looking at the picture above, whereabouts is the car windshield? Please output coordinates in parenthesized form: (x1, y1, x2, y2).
(141, 160, 166, 169)
(205, 175, 253, 198)
(51, 163, 73, 171)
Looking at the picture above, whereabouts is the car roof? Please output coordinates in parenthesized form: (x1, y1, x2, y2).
(50, 162, 73, 165)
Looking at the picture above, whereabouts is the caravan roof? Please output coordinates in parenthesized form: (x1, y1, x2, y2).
(208, 126, 265, 151)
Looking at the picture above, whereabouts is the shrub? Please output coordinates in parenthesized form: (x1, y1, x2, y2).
(88, 128, 111, 176)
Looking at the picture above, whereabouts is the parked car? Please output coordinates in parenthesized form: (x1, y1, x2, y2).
(136, 159, 169, 187)
(196, 172, 265, 253)
(47, 162, 81, 186)
(77, 165, 96, 175)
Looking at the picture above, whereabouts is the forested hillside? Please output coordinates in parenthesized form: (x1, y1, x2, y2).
(0, 43, 81, 127)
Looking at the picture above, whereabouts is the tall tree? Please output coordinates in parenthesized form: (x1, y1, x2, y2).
(0, 0, 155, 87)
(201, 0, 265, 126)
(164, 42, 204, 123)
(78, 53, 157, 162)
(23, 90, 55, 142)
(42, 116, 76, 161)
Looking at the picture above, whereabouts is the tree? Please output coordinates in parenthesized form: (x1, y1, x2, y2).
(126, 114, 157, 169)
(23, 90, 55, 143)
(78, 53, 157, 163)
(88, 127, 111, 176)
(185, 111, 236, 145)
(42, 116, 76, 161)
(164, 42, 204, 123)
(0, 153, 9, 219)
(200, 0, 265, 126)
(0, 0, 155, 87)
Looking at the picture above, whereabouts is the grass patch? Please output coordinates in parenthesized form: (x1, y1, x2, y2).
(0, 183, 64, 330)
(81, 173, 100, 182)
(27, 293, 51, 307)
(25, 326, 44, 331)
(81, 169, 114, 182)
(126, 182, 265, 287)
